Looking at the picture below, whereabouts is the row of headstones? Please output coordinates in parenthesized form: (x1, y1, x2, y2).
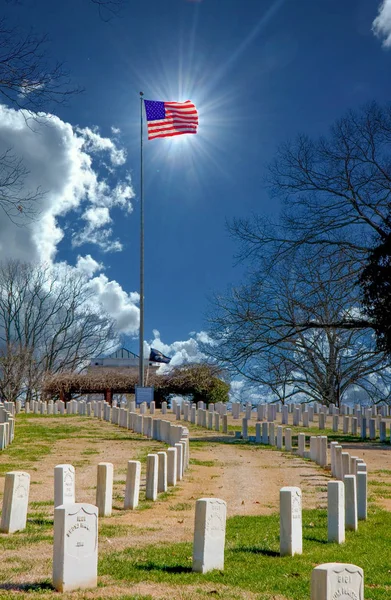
(172, 400, 390, 448)
(0, 403, 16, 450)
(238, 402, 390, 438)
(87, 398, 190, 451)
(53, 492, 364, 597)
(231, 399, 390, 419)
(0, 475, 365, 599)
(279, 487, 365, 600)
(0, 443, 189, 536)
(238, 422, 369, 527)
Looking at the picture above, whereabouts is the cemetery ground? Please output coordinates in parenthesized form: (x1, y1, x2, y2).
(0, 414, 390, 600)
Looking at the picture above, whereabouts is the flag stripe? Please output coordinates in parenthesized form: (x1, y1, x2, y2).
(144, 99, 198, 140)
(148, 130, 197, 140)
(148, 117, 199, 127)
(149, 126, 197, 136)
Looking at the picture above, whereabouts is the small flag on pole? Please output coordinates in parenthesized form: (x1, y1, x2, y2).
(144, 100, 198, 140)
(149, 348, 171, 364)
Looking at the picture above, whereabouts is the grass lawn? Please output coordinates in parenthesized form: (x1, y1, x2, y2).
(98, 507, 391, 600)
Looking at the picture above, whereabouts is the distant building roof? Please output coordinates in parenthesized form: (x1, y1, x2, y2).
(104, 348, 139, 360)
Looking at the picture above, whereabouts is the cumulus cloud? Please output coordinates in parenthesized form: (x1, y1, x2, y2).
(147, 329, 214, 369)
(76, 126, 126, 166)
(75, 254, 104, 278)
(0, 104, 134, 261)
(0, 104, 140, 337)
(373, 0, 391, 47)
(88, 274, 140, 335)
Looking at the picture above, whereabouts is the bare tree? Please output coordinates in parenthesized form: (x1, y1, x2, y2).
(0, 0, 127, 219)
(0, 149, 43, 223)
(230, 102, 391, 332)
(0, 260, 118, 402)
(206, 247, 391, 406)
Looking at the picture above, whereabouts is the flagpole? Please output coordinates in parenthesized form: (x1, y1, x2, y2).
(139, 91, 145, 388)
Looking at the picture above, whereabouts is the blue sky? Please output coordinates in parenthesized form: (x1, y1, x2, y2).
(2, 0, 391, 363)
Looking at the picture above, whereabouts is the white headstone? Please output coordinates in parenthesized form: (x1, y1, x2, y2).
(344, 475, 358, 531)
(174, 442, 184, 481)
(357, 471, 367, 521)
(0, 471, 30, 533)
(146, 454, 158, 501)
(53, 503, 98, 592)
(96, 462, 113, 517)
(192, 498, 227, 573)
(167, 447, 177, 486)
(280, 486, 302, 556)
(311, 563, 364, 600)
(54, 464, 75, 508)
(124, 461, 141, 509)
(157, 451, 168, 493)
(327, 481, 345, 544)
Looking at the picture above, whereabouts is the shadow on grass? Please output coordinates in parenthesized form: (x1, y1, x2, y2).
(232, 545, 280, 557)
(135, 563, 192, 574)
(304, 536, 328, 544)
(0, 581, 53, 592)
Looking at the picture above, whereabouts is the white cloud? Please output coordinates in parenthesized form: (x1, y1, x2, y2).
(88, 274, 140, 335)
(373, 0, 391, 47)
(0, 104, 134, 261)
(76, 254, 104, 278)
(0, 104, 139, 337)
(77, 126, 126, 166)
(147, 329, 212, 370)
(111, 126, 121, 135)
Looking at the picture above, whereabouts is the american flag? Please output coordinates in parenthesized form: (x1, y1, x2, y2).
(144, 99, 198, 140)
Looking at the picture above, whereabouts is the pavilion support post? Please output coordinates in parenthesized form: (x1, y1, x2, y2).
(105, 389, 112, 406)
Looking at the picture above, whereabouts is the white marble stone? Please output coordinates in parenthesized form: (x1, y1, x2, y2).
(344, 475, 358, 531)
(285, 428, 292, 451)
(276, 426, 283, 449)
(318, 436, 328, 467)
(54, 464, 75, 508)
(262, 422, 269, 444)
(174, 442, 184, 481)
(53, 503, 98, 592)
(334, 445, 343, 480)
(280, 486, 302, 556)
(311, 563, 363, 600)
(0, 471, 30, 533)
(327, 481, 345, 544)
(298, 433, 305, 457)
(357, 471, 367, 521)
(167, 447, 177, 486)
(124, 461, 141, 509)
(192, 498, 227, 573)
(146, 454, 158, 501)
(341, 452, 351, 477)
(269, 422, 276, 445)
(157, 452, 168, 493)
(96, 462, 113, 517)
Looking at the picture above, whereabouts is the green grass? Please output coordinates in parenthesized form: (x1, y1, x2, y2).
(0, 414, 139, 476)
(99, 507, 391, 600)
(169, 502, 192, 511)
(189, 458, 216, 467)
